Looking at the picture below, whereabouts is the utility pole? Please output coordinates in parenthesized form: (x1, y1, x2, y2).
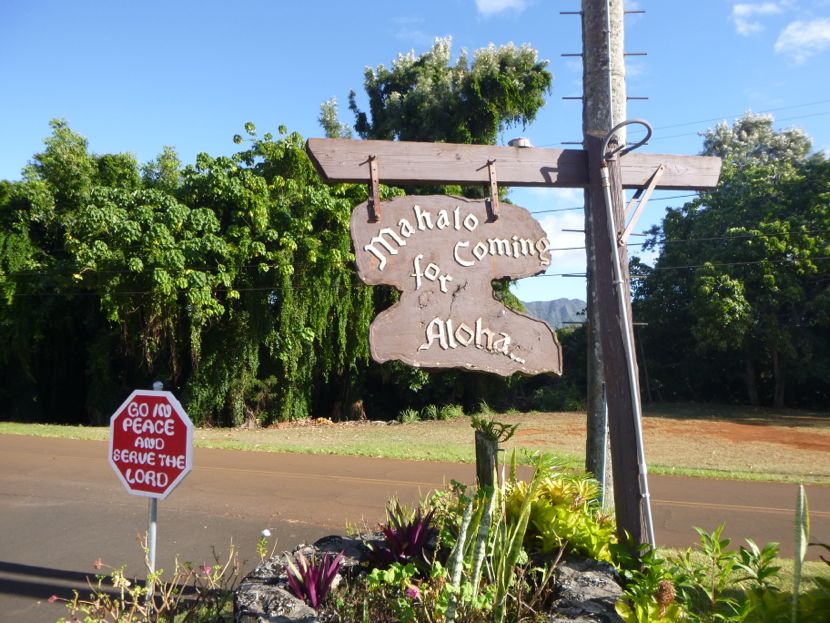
(582, 0, 652, 546)
(582, 0, 625, 511)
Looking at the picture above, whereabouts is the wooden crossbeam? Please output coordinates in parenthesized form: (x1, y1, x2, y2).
(306, 138, 721, 191)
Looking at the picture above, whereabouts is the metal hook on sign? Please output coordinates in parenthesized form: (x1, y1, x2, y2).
(487, 159, 499, 221)
(367, 154, 380, 222)
(602, 118, 653, 160)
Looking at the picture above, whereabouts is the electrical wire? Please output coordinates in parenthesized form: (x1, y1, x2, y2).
(545, 99, 830, 147)
(531, 254, 830, 278)
(650, 99, 830, 131)
(529, 193, 699, 215)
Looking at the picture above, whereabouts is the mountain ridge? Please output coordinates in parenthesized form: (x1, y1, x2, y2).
(522, 298, 586, 329)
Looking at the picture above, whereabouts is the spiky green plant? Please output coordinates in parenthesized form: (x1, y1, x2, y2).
(792, 484, 809, 622)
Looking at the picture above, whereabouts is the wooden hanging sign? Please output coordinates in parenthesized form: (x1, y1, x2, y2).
(351, 195, 562, 376)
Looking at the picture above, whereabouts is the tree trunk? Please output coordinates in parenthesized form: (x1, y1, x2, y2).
(745, 358, 760, 406)
(772, 349, 786, 408)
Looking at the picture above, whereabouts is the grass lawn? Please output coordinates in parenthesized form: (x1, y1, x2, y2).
(1, 402, 828, 484)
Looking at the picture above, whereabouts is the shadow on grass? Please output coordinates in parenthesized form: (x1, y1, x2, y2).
(643, 402, 830, 429)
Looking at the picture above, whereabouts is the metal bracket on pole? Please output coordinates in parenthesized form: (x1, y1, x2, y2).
(601, 119, 656, 549)
(367, 154, 380, 222)
(622, 164, 664, 243)
(486, 159, 499, 221)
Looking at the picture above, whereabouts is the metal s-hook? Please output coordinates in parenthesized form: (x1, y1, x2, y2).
(486, 158, 499, 221)
(601, 118, 653, 161)
(367, 154, 380, 222)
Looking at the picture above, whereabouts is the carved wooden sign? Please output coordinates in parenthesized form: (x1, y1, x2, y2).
(351, 195, 562, 376)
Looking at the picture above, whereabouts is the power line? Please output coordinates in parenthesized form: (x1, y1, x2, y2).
(634, 254, 830, 276)
(8, 254, 829, 295)
(649, 111, 830, 143)
(532, 255, 830, 279)
(543, 99, 830, 147)
(529, 193, 698, 215)
(8, 227, 827, 282)
(544, 226, 830, 253)
(651, 99, 830, 131)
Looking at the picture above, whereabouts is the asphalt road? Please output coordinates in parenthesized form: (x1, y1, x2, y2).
(1, 434, 828, 622)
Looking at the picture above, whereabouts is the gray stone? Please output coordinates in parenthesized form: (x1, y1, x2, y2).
(547, 559, 624, 622)
(234, 581, 318, 623)
(235, 536, 375, 623)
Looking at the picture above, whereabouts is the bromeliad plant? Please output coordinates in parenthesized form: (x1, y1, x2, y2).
(371, 501, 438, 574)
(503, 455, 616, 563)
(285, 550, 344, 610)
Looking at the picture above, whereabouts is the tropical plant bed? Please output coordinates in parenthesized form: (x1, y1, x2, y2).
(236, 452, 620, 621)
(235, 452, 830, 623)
(235, 534, 622, 622)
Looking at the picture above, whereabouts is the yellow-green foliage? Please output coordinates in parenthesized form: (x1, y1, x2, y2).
(504, 473, 616, 562)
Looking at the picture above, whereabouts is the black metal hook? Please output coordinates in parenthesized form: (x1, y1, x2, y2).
(602, 118, 653, 160)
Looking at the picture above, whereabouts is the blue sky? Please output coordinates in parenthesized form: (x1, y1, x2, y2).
(2, 0, 829, 303)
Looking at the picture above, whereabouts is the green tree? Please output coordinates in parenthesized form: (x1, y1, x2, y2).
(634, 113, 830, 407)
(349, 37, 551, 145)
(141, 145, 181, 193)
(318, 98, 353, 139)
(179, 124, 375, 424)
(0, 120, 376, 425)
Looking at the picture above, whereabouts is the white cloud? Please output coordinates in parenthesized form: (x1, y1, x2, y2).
(624, 0, 645, 24)
(506, 188, 586, 276)
(395, 28, 439, 48)
(775, 17, 830, 62)
(625, 58, 646, 79)
(732, 2, 784, 35)
(511, 204, 587, 303)
(538, 210, 586, 276)
(475, 0, 529, 17)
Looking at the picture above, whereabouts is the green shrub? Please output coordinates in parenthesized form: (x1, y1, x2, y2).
(396, 408, 420, 424)
(420, 404, 440, 420)
(504, 469, 616, 562)
(439, 403, 465, 420)
(531, 384, 585, 412)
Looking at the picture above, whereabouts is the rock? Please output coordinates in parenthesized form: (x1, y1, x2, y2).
(234, 581, 318, 623)
(236, 535, 382, 622)
(312, 534, 374, 579)
(548, 559, 624, 622)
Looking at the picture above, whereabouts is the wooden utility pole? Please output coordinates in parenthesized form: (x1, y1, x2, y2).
(582, 0, 650, 546)
(582, 0, 626, 506)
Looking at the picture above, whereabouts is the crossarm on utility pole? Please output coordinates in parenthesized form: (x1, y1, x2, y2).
(306, 138, 721, 190)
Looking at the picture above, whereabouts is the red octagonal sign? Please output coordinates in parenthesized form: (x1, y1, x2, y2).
(108, 390, 194, 499)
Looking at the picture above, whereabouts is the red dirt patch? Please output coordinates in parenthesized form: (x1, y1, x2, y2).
(644, 418, 830, 453)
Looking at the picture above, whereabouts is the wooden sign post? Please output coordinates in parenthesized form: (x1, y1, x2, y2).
(307, 136, 720, 546)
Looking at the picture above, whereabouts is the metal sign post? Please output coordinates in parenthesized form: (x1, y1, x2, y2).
(146, 381, 162, 602)
(108, 381, 194, 604)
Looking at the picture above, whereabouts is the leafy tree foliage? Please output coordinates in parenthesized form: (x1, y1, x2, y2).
(634, 113, 830, 407)
(349, 38, 551, 145)
(318, 98, 353, 140)
(0, 121, 374, 425)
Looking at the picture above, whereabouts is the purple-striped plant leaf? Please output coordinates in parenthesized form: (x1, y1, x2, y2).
(284, 550, 343, 609)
